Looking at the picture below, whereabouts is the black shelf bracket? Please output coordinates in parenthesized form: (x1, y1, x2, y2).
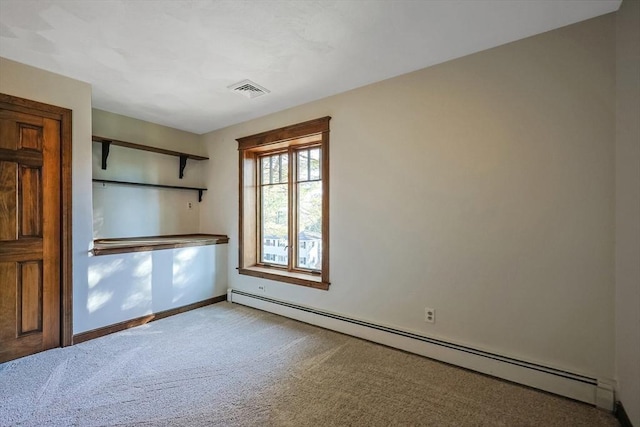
(198, 189, 204, 202)
(101, 141, 111, 170)
(179, 155, 188, 179)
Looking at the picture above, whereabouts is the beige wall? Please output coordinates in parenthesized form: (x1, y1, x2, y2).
(615, 0, 640, 424)
(0, 57, 94, 334)
(92, 109, 205, 238)
(201, 14, 616, 382)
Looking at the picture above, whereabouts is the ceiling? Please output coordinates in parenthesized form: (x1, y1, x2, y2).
(0, 0, 621, 134)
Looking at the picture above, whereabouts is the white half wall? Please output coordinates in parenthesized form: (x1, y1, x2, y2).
(200, 14, 617, 389)
(76, 244, 227, 334)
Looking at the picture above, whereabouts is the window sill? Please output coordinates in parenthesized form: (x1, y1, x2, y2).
(239, 266, 330, 290)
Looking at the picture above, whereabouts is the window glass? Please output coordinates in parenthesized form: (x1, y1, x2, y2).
(297, 147, 322, 270)
(261, 153, 288, 266)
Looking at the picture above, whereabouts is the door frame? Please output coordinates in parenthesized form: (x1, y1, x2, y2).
(0, 93, 73, 347)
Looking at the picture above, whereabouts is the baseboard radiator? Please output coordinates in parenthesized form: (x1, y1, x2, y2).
(229, 289, 614, 410)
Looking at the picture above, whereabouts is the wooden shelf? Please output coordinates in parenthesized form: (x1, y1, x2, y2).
(93, 179, 207, 202)
(92, 233, 229, 256)
(92, 135, 208, 179)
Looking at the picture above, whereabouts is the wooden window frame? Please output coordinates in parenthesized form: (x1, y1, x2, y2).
(237, 117, 330, 290)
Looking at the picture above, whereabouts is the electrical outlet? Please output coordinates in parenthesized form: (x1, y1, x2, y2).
(187, 201, 193, 210)
(258, 284, 267, 293)
(425, 307, 435, 323)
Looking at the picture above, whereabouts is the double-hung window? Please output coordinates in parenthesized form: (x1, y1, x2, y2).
(237, 117, 330, 290)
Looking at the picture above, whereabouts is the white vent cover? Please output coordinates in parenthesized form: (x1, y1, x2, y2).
(228, 79, 270, 99)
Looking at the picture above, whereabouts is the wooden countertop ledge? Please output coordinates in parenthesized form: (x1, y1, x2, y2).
(92, 234, 229, 256)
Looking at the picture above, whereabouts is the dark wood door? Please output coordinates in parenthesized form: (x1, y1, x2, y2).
(0, 106, 62, 363)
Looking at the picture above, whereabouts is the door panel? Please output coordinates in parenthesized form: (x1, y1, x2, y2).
(0, 109, 60, 363)
(18, 124, 43, 151)
(0, 161, 18, 240)
(19, 261, 43, 335)
(20, 166, 42, 237)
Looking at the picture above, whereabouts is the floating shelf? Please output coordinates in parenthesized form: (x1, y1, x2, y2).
(93, 178, 207, 202)
(92, 135, 209, 179)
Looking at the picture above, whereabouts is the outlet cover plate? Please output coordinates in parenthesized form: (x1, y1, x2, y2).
(425, 307, 435, 323)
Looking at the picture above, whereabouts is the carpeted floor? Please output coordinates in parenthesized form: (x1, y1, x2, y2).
(0, 302, 619, 426)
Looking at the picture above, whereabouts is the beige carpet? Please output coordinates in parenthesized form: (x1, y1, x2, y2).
(0, 302, 619, 426)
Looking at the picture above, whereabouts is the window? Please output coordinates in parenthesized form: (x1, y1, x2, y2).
(238, 117, 330, 290)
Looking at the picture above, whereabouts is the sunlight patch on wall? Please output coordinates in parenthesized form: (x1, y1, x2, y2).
(122, 253, 152, 311)
(172, 292, 185, 304)
(87, 290, 114, 313)
(88, 258, 124, 288)
(92, 203, 105, 238)
(174, 247, 198, 264)
(172, 247, 197, 288)
(121, 285, 151, 311)
(133, 252, 152, 277)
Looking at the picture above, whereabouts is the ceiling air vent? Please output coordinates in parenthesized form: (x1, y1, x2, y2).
(228, 79, 270, 99)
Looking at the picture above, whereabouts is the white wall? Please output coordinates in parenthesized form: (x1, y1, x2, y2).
(0, 56, 94, 337)
(78, 245, 227, 333)
(201, 14, 616, 384)
(615, 0, 640, 424)
(92, 109, 205, 238)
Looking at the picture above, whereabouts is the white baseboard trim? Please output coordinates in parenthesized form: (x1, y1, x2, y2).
(229, 289, 614, 410)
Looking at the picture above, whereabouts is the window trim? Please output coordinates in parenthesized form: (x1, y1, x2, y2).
(237, 117, 330, 290)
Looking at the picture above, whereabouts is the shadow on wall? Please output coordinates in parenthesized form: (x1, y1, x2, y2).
(78, 246, 219, 333)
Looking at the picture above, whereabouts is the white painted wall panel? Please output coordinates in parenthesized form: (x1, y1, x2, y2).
(75, 245, 227, 334)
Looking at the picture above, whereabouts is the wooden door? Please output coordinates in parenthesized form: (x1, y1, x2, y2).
(0, 103, 62, 362)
